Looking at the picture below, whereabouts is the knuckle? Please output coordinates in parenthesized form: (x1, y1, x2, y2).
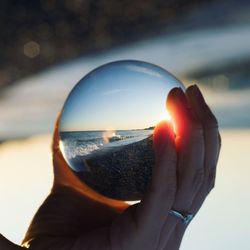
(208, 168, 216, 184)
(209, 166, 216, 176)
(207, 181, 215, 194)
(206, 168, 216, 193)
(210, 181, 215, 190)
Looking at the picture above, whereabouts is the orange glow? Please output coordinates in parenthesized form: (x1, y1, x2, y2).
(102, 130, 116, 144)
(165, 110, 172, 121)
(157, 109, 176, 135)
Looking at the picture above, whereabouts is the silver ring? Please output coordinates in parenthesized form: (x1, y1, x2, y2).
(169, 209, 194, 225)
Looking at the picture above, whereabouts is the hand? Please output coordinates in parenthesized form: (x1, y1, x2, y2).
(0, 85, 221, 250)
(3, 110, 178, 249)
(22, 114, 129, 247)
(158, 85, 221, 249)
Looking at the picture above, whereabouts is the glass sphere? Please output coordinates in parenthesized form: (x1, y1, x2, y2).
(59, 60, 184, 201)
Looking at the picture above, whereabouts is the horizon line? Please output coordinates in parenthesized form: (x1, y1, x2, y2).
(60, 126, 155, 133)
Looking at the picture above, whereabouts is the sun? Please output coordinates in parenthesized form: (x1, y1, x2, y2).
(156, 109, 176, 134)
(158, 109, 172, 122)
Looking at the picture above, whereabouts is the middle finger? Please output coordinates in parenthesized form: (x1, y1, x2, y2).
(167, 87, 205, 212)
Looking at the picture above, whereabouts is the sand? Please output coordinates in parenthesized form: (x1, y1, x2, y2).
(74, 135, 155, 201)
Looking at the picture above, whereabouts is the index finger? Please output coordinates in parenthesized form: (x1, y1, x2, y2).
(135, 121, 177, 230)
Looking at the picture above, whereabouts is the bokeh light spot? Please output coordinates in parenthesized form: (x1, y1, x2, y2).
(23, 41, 40, 58)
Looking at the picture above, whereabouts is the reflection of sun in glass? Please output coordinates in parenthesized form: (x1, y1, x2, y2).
(59, 140, 65, 154)
(157, 109, 176, 134)
(156, 109, 172, 123)
(102, 130, 116, 144)
(163, 110, 172, 121)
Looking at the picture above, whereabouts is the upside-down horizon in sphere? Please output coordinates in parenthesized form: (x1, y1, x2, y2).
(59, 60, 184, 201)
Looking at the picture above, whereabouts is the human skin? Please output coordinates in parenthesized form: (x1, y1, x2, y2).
(0, 85, 221, 250)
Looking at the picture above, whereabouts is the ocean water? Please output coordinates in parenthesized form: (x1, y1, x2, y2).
(60, 129, 153, 163)
(60, 129, 154, 200)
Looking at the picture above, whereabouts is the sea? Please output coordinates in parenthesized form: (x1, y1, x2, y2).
(60, 130, 153, 164)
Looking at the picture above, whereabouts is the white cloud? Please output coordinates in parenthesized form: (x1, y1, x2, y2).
(126, 64, 164, 79)
(102, 88, 130, 96)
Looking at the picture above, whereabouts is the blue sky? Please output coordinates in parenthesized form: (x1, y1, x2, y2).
(60, 60, 183, 131)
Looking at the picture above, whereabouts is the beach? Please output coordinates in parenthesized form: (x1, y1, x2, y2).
(60, 129, 154, 200)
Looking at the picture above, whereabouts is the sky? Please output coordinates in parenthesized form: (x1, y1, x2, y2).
(1, 24, 250, 139)
(59, 60, 183, 131)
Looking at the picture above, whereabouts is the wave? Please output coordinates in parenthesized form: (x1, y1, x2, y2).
(60, 130, 153, 160)
(61, 138, 103, 159)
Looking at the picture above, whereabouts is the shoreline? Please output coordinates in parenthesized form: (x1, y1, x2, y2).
(70, 135, 155, 201)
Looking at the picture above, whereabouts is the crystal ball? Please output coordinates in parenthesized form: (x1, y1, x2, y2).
(59, 60, 184, 201)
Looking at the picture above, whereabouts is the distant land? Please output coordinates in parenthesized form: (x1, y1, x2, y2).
(144, 126, 155, 130)
(60, 127, 155, 133)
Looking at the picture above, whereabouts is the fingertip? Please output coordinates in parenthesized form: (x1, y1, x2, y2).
(186, 84, 218, 128)
(166, 87, 191, 137)
(167, 87, 187, 108)
(153, 120, 175, 154)
(186, 84, 205, 104)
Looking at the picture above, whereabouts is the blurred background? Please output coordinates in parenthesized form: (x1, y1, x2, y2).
(0, 0, 249, 249)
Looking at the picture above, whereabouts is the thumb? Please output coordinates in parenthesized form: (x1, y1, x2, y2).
(0, 234, 24, 249)
(134, 120, 177, 229)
